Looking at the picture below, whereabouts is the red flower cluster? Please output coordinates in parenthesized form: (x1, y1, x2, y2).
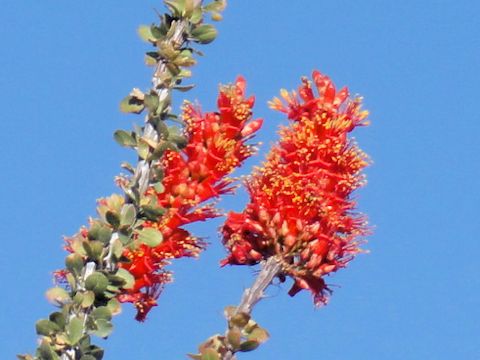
(221, 71, 370, 305)
(118, 77, 262, 320)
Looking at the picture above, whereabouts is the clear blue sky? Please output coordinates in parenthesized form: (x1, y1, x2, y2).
(1, 1, 479, 359)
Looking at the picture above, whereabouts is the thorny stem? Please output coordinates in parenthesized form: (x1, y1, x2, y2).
(224, 257, 282, 360)
(133, 19, 188, 196)
(61, 18, 190, 360)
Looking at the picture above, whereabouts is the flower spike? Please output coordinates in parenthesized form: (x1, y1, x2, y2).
(118, 77, 262, 320)
(222, 71, 370, 305)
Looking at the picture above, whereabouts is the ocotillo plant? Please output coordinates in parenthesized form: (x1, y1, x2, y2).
(20, 1, 370, 360)
(190, 71, 370, 360)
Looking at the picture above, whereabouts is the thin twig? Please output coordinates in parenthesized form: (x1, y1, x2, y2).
(223, 257, 282, 360)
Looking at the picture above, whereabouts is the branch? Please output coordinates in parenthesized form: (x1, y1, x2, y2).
(20, 1, 227, 358)
(224, 257, 282, 360)
(236, 257, 283, 316)
(191, 257, 282, 360)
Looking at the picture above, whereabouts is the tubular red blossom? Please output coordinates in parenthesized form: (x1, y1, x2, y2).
(118, 77, 262, 320)
(222, 71, 370, 306)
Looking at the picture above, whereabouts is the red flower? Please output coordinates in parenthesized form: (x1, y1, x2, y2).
(118, 77, 262, 320)
(221, 71, 370, 305)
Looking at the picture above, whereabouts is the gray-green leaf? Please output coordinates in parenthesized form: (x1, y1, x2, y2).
(67, 316, 84, 345)
(137, 227, 163, 247)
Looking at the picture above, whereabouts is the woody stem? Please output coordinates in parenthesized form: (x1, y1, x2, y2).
(224, 256, 282, 360)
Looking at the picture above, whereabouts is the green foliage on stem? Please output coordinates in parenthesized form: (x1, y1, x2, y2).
(21, 1, 227, 359)
(190, 305, 270, 359)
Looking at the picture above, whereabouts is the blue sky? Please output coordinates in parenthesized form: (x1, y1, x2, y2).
(1, 1, 479, 359)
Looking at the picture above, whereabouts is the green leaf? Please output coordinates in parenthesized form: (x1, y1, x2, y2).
(169, 134, 188, 149)
(151, 165, 165, 182)
(85, 272, 109, 295)
(154, 123, 171, 142)
(191, 24, 217, 44)
(119, 95, 144, 114)
(120, 204, 136, 227)
(49, 312, 66, 330)
(91, 306, 112, 321)
(78, 333, 91, 348)
(226, 329, 242, 349)
(137, 141, 150, 160)
(173, 54, 196, 67)
(65, 253, 84, 274)
(71, 237, 87, 256)
(102, 290, 117, 299)
(88, 223, 112, 244)
(67, 316, 84, 345)
(200, 348, 220, 360)
(243, 319, 258, 333)
(144, 93, 160, 113)
(92, 319, 113, 338)
(230, 312, 251, 328)
(66, 272, 76, 289)
(164, 0, 185, 16)
(37, 340, 60, 360)
(174, 84, 195, 92)
(115, 268, 135, 289)
(155, 120, 169, 139)
(137, 25, 156, 42)
(239, 340, 259, 352)
(111, 237, 125, 259)
(247, 326, 269, 343)
(190, 7, 203, 23)
(36, 319, 60, 336)
(81, 291, 96, 308)
(179, 68, 193, 78)
(153, 182, 165, 194)
(86, 346, 104, 360)
(83, 241, 105, 261)
(73, 292, 84, 305)
(144, 53, 157, 66)
(203, 0, 226, 12)
(183, 0, 195, 17)
(107, 298, 122, 315)
(45, 287, 70, 306)
(151, 25, 164, 39)
(150, 141, 170, 161)
(118, 232, 132, 246)
(114, 130, 137, 147)
(137, 227, 163, 247)
(105, 211, 120, 229)
(106, 273, 125, 287)
(141, 205, 166, 221)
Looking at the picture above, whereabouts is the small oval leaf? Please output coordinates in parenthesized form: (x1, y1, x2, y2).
(67, 316, 84, 345)
(120, 204, 136, 227)
(91, 306, 112, 321)
(115, 268, 135, 290)
(114, 130, 137, 147)
(45, 287, 70, 306)
(239, 340, 260, 352)
(36, 319, 60, 336)
(65, 253, 84, 274)
(137, 228, 163, 247)
(191, 24, 217, 44)
(85, 272, 109, 295)
(119, 95, 144, 114)
(93, 319, 113, 338)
